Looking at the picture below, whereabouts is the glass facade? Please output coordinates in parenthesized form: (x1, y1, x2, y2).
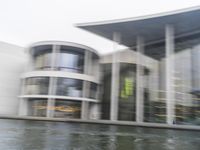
(24, 76, 98, 99)
(142, 33, 200, 125)
(170, 46, 200, 125)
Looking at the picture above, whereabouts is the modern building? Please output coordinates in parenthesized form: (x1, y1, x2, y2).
(0, 41, 28, 115)
(19, 41, 100, 119)
(2, 6, 200, 126)
(77, 6, 200, 125)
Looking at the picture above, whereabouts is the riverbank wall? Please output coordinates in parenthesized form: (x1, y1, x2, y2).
(0, 115, 199, 131)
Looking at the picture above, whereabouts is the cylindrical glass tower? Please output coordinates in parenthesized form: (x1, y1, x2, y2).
(19, 41, 100, 119)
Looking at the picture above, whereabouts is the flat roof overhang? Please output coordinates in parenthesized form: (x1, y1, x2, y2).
(76, 6, 200, 59)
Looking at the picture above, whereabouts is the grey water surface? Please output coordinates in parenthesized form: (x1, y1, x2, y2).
(0, 119, 199, 150)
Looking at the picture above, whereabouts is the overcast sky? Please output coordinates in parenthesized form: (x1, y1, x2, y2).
(0, 0, 200, 54)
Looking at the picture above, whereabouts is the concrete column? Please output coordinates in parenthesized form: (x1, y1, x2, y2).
(81, 50, 92, 119)
(136, 36, 144, 123)
(46, 45, 58, 117)
(165, 24, 175, 125)
(110, 32, 121, 121)
(81, 81, 90, 119)
(84, 50, 92, 75)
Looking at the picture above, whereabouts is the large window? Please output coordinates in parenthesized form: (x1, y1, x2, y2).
(24, 77, 49, 95)
(28, 99, 47, 117)
(33, 45, 53, 70)
(54, 100, 81, 118)
(56, 46, 84, 73)
(56, 78, 83, 97)
(118, 63, 136, 121)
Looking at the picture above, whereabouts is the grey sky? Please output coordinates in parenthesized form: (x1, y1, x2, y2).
(0, 0, 200, 54)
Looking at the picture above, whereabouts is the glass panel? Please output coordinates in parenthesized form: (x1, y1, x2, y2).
(28, 99, 47, 117)
(56, 47, 84, 73)
(101, 64, 112, 120)
(118, 63, 136, 121)
(89, 83, 98, 99)
(33, 45, 53, 70)
(144, 44, 167, 123)
(43, 53, 52, 69)
(34, 53, 52, 70)
(24, 77, 49, 95)
(54, 100, 81, 118)
(56, 78, 83, 97)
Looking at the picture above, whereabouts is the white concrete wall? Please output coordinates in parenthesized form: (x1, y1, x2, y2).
(0, 41, 28, 115)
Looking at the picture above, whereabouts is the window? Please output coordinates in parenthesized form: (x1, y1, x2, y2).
(24, 77, 49, 95)
(56, 46, 84, 73)
(54, 100, 81, 118)
(89, 82, 98, 99)
(33, 45, 53, 70)
(56, 78, 83, 97)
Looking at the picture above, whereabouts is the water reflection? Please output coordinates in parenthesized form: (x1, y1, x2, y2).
(0, 119, 199, 150)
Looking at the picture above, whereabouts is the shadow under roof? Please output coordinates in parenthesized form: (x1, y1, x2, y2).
(76, 6, 200, 49)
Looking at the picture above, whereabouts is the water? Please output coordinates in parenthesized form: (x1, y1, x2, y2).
(0, 119, 199, 150)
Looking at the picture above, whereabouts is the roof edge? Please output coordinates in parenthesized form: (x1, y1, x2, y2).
(75, 6, 200, 27)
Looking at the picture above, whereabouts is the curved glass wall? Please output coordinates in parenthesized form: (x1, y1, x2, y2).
(54, 100, 81, 118)
(31, 44, 99, 74)
(56, 78, 83, 97)
(56, 46, 84, 73)
(24, 77, 49, 95)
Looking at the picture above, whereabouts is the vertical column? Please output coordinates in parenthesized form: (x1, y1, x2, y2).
(165, 24, 175, 125)
(81, 81, 90, 119)
(81, 50, 92, 119)
(110, 32, 121, 121)
(19, 78, 28, 115)
(46, 45, 58, 117)
(136, 36, 144, 123)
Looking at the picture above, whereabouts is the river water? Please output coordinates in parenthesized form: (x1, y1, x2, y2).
(0, 119, 199, 150)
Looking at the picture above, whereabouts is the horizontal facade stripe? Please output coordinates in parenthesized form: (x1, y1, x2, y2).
(19, 95, 100, 103)
(21, 71, 100, 83)
(29, 41, 99, 56)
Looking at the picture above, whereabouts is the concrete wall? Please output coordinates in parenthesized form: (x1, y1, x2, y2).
(0, 41, 28, 115)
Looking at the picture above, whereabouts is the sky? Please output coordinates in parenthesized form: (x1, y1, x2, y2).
(0, 0, 200, 54)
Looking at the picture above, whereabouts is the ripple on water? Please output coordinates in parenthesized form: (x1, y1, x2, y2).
(0, 119, 199, 150)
